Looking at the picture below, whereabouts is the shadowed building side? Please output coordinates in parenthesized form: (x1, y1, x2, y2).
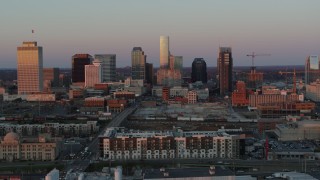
(191, 58, 207, 83)
(72, 54, 93, 83)
(217, 47, 233, 96)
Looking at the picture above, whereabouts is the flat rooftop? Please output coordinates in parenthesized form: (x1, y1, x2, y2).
(132, 103, 229, 119)
(101, 128, 237, 138)
(143, 167, 256, 179)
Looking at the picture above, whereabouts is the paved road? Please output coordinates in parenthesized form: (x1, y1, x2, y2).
(88, 104, 138, 153)
(63, 104, 138, 179)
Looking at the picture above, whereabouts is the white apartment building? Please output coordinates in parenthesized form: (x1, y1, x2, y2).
(99, 128, 243, 160)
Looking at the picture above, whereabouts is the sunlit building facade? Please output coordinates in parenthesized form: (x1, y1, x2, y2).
(85, 60, 102, 88)
(160, 36, 169, 68)
(306, 80, 320, 102)
(157, 55, 182, 87)
(131, 47, 146, 80)
(17, 41, 43, 94)
(0, 132, 59, 161)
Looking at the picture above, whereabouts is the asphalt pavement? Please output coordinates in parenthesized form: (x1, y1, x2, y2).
(63, 104, 139, 178)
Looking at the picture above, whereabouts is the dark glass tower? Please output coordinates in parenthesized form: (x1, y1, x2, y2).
(72, 54, 93, 83)
(145, 63, 154, 85)
(191, 58, 207, 83)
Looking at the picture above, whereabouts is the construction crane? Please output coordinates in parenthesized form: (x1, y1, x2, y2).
(246, 52, 271, 67)
(246, 52, 271, 89)
(279, 69, 304, 94)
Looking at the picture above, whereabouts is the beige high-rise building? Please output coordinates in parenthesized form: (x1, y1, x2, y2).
(17, 41, 43, 94)
(160, 36, 169, 68)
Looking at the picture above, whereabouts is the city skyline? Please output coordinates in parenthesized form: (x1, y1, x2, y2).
(0, 1, 320, 68)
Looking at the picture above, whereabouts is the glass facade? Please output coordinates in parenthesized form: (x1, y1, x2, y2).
(131, 47, 146, 80)
(95, 54, 116, 82)
(310, 55, 319, 70)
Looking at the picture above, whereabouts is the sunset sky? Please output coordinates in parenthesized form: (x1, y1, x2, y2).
(0, 0, 319, 68)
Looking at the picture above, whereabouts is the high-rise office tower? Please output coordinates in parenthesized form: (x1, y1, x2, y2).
(43, 68, 60, 87)
(157, 36, 182, 86)
(17, 41, 43, 94)
(131, 47, 146, 80)
(94, 54, 116, 82)
(85, 60, 102, 88)
(191, 58, 207, 83)
(305, 55, 320, 85)
(217, 47, 233, 95)
(160, 36, 169, 68)
(43, 68, 60, 92)
(174, 56, 183, 72)
(72, 54, 93, 83)
(145, 63, 154, 85)
(157, 55, 182, 86)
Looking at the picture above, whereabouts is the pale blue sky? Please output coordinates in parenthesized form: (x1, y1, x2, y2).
(0, 0, 319, 68)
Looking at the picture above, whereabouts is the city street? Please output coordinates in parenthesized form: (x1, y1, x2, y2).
(63, 104, 139, 178)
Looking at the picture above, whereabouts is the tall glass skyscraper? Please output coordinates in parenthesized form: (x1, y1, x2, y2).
(95, 54, 116, 82)
(191, 58, 207, 83)
(160, 36, 169, 68)
(72, 54, 93, 83)
(131, 47, 146, 80)
(17, 41, 43, 94)
(145, 63, 154, 85)
(174, 56, 183, 72)
(305, 55, 320, 85)
(217, 47, 233, 96)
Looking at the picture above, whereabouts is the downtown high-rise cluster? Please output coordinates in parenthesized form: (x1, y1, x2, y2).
(15, 36, 236, 97)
